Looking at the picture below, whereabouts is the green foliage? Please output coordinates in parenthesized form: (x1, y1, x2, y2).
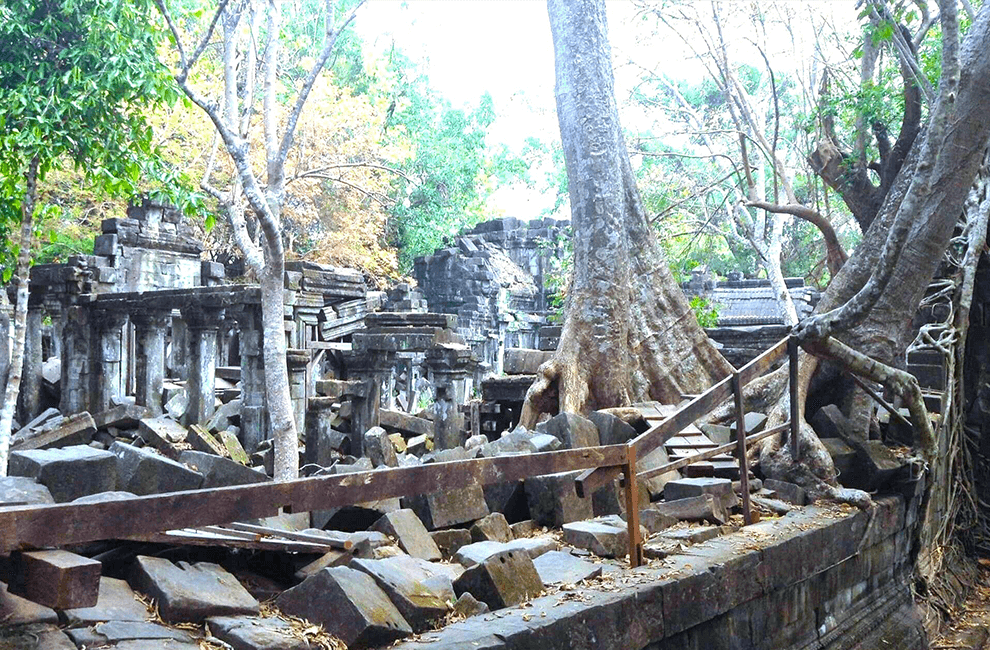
(689, 296, 720, 328)
(539, 226, 573, 323)
(0, 0, 202, 276)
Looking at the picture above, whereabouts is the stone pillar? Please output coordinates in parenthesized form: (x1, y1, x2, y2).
(168, 313, 188, 380)
(346, 349, 394, 451)
(425, 344, 475, 450)
(61, 305, 93, 414)
(17, 307, 44, 422)
(91, 311, 128, 413)
(132, 310, 170, 414)
(286, 348, 311, 442)
(181, 306, 224, 426)
(235, 305, 266, 452)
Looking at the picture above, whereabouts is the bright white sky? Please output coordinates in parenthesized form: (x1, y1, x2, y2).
(355, 1, 859, 217)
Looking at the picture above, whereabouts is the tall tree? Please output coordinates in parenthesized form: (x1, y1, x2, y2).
(0, 0, 179, 476)
(155, 0, 362, 480)
(520, 0, 734, 426)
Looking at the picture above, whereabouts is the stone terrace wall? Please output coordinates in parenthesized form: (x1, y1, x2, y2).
(394, 494, 927, 650)
(413, 218, 569, 374)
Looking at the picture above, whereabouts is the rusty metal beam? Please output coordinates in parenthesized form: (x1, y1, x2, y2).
(0, 445, 626, 553)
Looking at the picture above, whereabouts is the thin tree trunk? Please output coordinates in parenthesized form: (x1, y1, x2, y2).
(260, 259, 298, 480)
(0, 156, 38, 477)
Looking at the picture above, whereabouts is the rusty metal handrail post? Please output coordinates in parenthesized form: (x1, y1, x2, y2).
(732, 372, 753, 525)
(624, 443, 644, 568)
(788, 336, 801, 461)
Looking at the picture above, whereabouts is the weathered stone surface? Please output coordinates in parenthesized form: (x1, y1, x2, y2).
(639, 508, 678, 534)
(0, 581, 58, 625)
(65, 621, 194, 647)
(821, 436, 857, 481)
(275, 566, 412, 649)
(370, 509, 442, 561)
(0, 623, 77, 650)
(451, 592, 489, 618)
(699, 423, 732, 445)
(94, 404, 149, 430)
(524, 471, 593, 528)
(527, 433, 562, 453)
(588, 411, 638, 446)
(664, 477, 734, 502)
(205, 398, 241, 433)
(561, 521, 628, 558)
(71, 491, 138, 504)
(138, 416, 187, 458)
(131, 556, 259, 623)
(810, 404, 855, 439)
(763, 479, 807, 506)
(510, 520, 537, 538)
(431, 528, 473, 559)
(110, 442, 203, 495)
(11, 412, 97, 451)
(453, 549, 543, 610)
(471, 512, 513, 543)
(364, 426, 398, 467)
(638, 445, 680, 499)
(728, 412, 767, 435)
(503, 348, 554, 375)
(351, 556, 454, 631)
(532, 550, 603, 586)
(0, 476, 54, 507)
(62, 576, 149, 625)
(541, 412, 600, 449)
(207, 615, 310, 650)
(844, 440, 907, 491)
(454, 537, 558, 568)
(8, 445, 117, 502)
(659, 525, 721, 546)
(651, 494, 729, 525)
(403, 484, 489, 530)
(179, 450, 269, 488)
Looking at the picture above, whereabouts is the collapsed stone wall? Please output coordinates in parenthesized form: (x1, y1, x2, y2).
(413, 217, 569, 375)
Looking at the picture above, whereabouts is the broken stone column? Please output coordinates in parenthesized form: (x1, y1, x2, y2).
(168, 314, 188, 380)
(234, 305, 266, 452)
(286, 349, 310, 440)
(425, 344, 474, 450)
(346, 350, 394, 447)
(17, 306, 44, 422)
(132, 310, 170, 414)
(91, 311, 127, 413)
(181, 306, 224, 426)
(60, 306, 93, 414)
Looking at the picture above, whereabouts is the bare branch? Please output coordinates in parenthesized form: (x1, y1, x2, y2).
(746, 200, 848, 276)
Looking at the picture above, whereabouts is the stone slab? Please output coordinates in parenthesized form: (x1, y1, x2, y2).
(207, 615, 310, 650)
(370, 509, 442, 561)
(453, 549, 543, 610)
(110, 442, 203, 495)
(131, 556, 259, 623)
(0, 476, 55, 507)
(8, 445, 117, 502)
(61, 576, 148, 625)
(350, 556, 454, 631)
(275, 566, 412, 649)
(403, 484, 490, 530)
(561, 521, 628, 558)
(532, 551, 603, 586)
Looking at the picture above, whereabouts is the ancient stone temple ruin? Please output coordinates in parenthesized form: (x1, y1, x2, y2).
(0, 209, 963, 650)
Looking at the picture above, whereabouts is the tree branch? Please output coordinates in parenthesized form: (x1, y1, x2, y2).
(746, 200, 848, 276)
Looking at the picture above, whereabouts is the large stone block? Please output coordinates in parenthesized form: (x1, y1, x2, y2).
(562, 520, 628, 558)
(370, 509, 442, 561)
(431, 529, 473, 560)
(663, 477, 734, 503)
(62, 577, 149, 625)
(453, 549, 543, 610)
(588, 411, 638, 446)
(275, 567, 411, 649)
(0, 476, 54, 507)
(207, 616, 309, 650)
(178, 450, 269, 488)
(110, 442, 203, 495)
(524, 471, 593, 528)
(364, 426, 398, 467)
(403, 484, 490, 530)
(541, 412, 600, 449)
(532, 550, 603, 586)
(453, 537, 558, 568)
(9, 445, 117, 502)
(130, 557, 258, 623)
(470, 512, 513, 543)
(350, 556, 454, 631)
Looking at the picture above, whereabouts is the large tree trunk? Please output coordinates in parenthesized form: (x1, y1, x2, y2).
(0, 156, 38, 476)
(521, 0, 732, 426)
(754, 2, 990, 492)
